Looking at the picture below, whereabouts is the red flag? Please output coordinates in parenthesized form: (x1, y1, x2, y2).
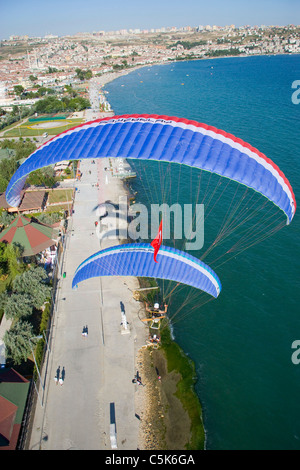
(151, 219, 163, 263)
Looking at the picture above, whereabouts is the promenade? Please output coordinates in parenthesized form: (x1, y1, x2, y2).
(28, 156, 148, 450)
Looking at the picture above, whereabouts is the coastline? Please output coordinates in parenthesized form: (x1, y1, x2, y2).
(134, 324, 205, 450)
(95, 52, 300, 89)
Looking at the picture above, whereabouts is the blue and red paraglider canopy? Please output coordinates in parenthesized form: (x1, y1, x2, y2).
(5, 114, 296, 224)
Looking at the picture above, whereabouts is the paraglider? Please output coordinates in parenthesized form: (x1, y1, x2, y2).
(72, 243, 222, 299)
(5, 114, 296, 224)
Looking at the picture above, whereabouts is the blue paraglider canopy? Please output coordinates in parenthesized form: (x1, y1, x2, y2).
(72, 243, 222, 298)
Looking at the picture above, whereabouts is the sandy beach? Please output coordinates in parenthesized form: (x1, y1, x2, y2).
(91, 65, 151, 88)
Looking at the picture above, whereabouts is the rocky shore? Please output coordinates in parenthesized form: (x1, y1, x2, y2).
(135, 343, 194, 450)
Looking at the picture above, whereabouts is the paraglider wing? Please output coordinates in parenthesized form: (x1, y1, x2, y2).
(5, 114, 296, 223)
(72, 243, 222, 298)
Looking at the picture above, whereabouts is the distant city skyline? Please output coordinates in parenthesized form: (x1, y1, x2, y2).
(1, 0, 300, 40)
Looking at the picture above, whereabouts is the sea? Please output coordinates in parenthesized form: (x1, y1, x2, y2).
(104, 55, 300, 450)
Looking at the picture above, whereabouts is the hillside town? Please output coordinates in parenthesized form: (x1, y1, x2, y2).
(1, 23, 300, 110)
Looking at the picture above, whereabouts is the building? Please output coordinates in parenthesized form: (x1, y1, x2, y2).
(0, 214, 57, 257)
(0, 190, 47, 214)
(0, 368, 30, 450)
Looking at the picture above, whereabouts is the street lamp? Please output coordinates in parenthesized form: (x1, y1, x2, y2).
(42, 329, 51, 353)
(30, 336, 44, 407)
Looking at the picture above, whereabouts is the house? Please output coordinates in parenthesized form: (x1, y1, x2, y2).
(0, 190, 47, 214)
(0, 368, 30, 450)
(0, 214, 57, 257)
(54, 160, 72, 177)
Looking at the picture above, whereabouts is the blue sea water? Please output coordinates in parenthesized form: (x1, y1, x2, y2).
(104, 55, 300, 450)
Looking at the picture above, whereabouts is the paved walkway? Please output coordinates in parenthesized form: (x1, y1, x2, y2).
(28, 157, 147, 450)
(0, 316, 11, 367)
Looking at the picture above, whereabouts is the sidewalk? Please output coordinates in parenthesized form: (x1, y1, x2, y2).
(0, 316, 11, 367)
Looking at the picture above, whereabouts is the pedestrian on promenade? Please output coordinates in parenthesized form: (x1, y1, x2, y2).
(54, 366, 60, 385)
(59, 367, 65, 386)
(82, 325, 88, 337)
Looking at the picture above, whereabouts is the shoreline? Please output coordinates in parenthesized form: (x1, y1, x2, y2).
(134, 323, 205, 450)
(96, 52, 300, 90)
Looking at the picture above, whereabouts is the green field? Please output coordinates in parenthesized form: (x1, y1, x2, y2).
(3, 118, 84, 137)
(47, 188, 74, 204)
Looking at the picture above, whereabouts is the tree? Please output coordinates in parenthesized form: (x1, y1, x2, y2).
(13, 266, 51, 309)
(3, 320, 37, 365)
(64, 85, 77, 98)
(34, 96, 66, 114)
(0, 242, 24, 287)
(0, 156, 19, 185)
(4, 293, 33, 320)
(68, 97, 90, 111)
(75, 68, 93, 81)
(12, 105, 20, 116)
(13, 85, 24, 96)
(36, 211, 62, 225)
(0, 210, 15, 228)
(26, 166, 56, 188)
(0, 174, 8, 193)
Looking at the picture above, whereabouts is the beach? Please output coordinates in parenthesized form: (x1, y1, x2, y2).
(136, 346, 195, 450)
(89, 65, 150, 89)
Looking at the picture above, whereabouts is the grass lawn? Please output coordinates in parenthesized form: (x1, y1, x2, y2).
(45, 203, 72, 213)
(47, 188, 74, 204)
(3, 119, 84, 137)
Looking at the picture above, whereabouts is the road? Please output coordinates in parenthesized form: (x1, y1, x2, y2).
(29, 156, 147, 450)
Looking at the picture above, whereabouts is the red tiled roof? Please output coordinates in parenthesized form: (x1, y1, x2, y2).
(0, 369, 29, 384)
(0, 368, 29, 450)
(0, 396, 18, 444)
(0, 215, 56, 256)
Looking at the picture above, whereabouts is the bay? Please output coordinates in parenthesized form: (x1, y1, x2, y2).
(104, 55, 300, 450)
